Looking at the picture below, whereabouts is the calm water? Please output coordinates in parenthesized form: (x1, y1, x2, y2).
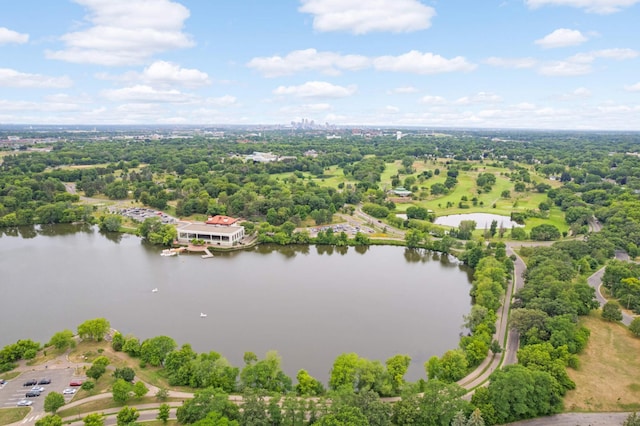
(0, 225, 472, 382)
(435, 213, 523, 229)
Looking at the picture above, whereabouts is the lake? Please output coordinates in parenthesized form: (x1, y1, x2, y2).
(0, 224, 473, 382)
(434, 213, 523, 229)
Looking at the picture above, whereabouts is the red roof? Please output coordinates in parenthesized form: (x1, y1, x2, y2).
(205, 215, 239, 226)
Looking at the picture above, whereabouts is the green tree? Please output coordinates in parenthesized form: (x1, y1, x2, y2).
(296, 369, 325, 396)
(438, 349, 468, 382)
(316, 406, 368, 426)
(529, 224, 561, 241)
(193, 411, 239, 426)
(133, 381, 148, 398)
(385, 354, 411, 394)
(329, 353, 359, 390)
(472, 364, 562, 424)
(83, 413, 105, 426)
(404, 229, 424, 248)
(157, 403, 171, 424)
(47, 330, 75, 350)
(112, 378, 132, 403)
(86, 364, 106, 381)
(629, 318, 640, 337)
(240, 350, 291, 392)
(35, 415, 63, 426)
(140, 336, 177, 367)
(176, 388, 239, 424)
(116, 406, 139, 426)
(392, 380, 469, 426)
(77, 318, 110, 341)
(113, 367, 135, 382)
(602, 301, 623, 322)
(44, 392, 65, 413)
(99, 214, 123, 232)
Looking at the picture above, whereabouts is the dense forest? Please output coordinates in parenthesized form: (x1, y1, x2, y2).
(2, 128, 640, 425)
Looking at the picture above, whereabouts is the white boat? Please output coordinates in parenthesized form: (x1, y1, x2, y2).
(152, 288, 158, 293)
(200, 313, 207, 318)
(160, 249, 177, 257)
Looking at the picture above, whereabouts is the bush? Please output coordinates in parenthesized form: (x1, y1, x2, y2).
(81, 381, 95, 391)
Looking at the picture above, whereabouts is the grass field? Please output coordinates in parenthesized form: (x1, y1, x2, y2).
(564, 313, 640, 412)
(0, 407, 29, 426)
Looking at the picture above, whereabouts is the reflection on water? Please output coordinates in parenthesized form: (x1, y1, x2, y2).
(0, 226, 472, 382)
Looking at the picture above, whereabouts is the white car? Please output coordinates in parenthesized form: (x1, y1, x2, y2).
(31, 386, 45, 392)
(17, 399, 33, 406)
(62, 388, 77, 395)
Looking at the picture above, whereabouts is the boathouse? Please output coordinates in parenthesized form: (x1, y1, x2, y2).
(177, 215, 245, 246)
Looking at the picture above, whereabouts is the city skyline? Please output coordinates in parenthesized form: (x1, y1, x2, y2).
(1, 0, 639, 130)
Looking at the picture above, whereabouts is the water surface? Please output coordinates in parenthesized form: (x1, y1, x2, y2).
(0, 225, 472, 382)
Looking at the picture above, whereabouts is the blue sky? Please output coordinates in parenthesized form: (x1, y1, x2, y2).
(1, 0, 639, 129)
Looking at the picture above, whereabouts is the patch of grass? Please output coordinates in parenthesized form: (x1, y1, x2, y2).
(0, 371, 21, 381)
(564, 313, 640, 412)
(0, 407, 30, 425)
(57, 396, 183, 418)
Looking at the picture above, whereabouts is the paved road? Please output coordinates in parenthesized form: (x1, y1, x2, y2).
(505, 411, 631, 425)
(587, 250, 635, 326)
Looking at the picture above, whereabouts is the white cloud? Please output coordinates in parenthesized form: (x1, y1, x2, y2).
(385, 105, 400, 113)
(538, 48, 637, 76)
(388, 86, 418, 94)
(140, 61, 210, 87)
(420, 95, 447, 104)
(484, 57, 537, 68)
(625, 82, 640, 92)
(205, 95, 238, 106)
(299, 0, 436, 34)
(247, 49, 370, 77)
(0, 27, 29, 44)
(558, 87, 592, 100)
(535, 28, 588, 48)
(373, 51, 476, 74)
(102, 85, 195, 103)
(46, 0, 193, 66)
(526, 0, 640, 14)
(570, 48, 638, 61)
(273, 81, 356, 98)
(455, 92, 503, 105)
(538, 60, 592, 76)
(0, 68, 72, 88)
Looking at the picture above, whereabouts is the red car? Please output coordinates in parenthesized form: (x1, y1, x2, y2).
(69, 380, 83, 387)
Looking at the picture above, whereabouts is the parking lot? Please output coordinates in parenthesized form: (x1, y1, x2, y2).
(0, 368, 80, 422)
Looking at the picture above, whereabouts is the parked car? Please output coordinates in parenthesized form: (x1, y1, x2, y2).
(25, 391, 40, 398)
(69, 380, 83, 387)
(0, 379, 6, 385)
(62, 388, 77, 395)
(17, 399, 33, 406)
(31, 386, 45, 392)
(38, 378, 51, 384)
(23, 379, 38, 386)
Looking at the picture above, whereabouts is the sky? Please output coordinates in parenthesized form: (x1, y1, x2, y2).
(1, 0, 639, 130)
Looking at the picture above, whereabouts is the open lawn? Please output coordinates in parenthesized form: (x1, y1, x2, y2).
(0, 407, 29, 426)
(67, 340, 173, 390)
(376, 159, 571, 236)
(564, 313, 640, 412)
(57, 396, 180, 418)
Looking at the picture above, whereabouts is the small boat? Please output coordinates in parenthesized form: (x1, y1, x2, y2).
(152, 288, 158, 293)
(160, 249, 177, 257)
(200, 313, 207, 318)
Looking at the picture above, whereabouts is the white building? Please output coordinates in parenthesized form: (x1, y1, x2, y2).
(177, 221, 245, 247)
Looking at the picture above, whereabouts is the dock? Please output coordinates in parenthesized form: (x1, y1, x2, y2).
(201, 248, 214, 259)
